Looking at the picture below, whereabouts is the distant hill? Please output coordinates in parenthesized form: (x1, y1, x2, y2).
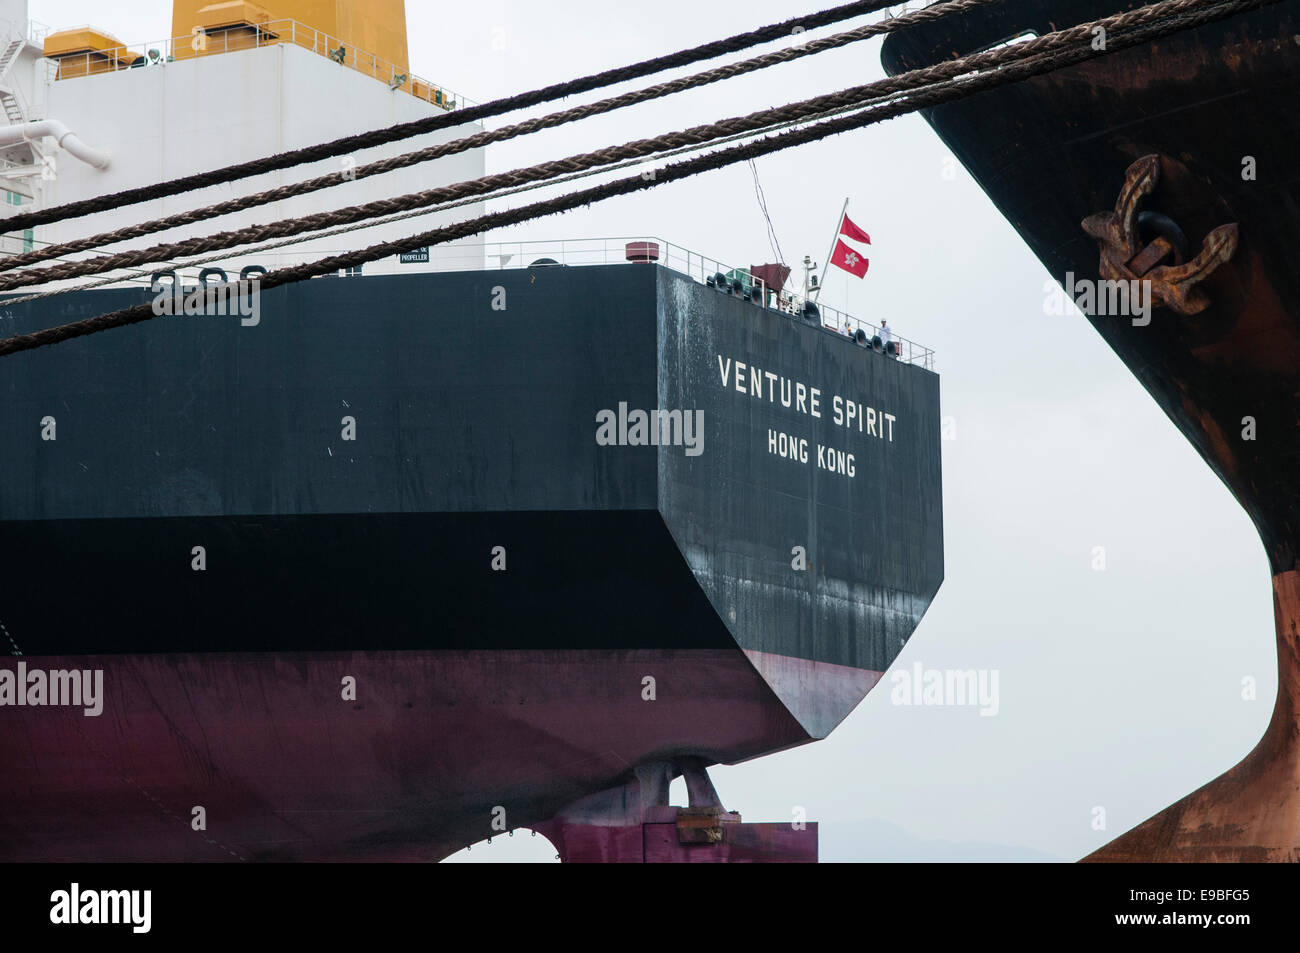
(819, 819, 1069, 863)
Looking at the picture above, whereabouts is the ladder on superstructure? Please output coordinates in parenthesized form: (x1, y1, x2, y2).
(0, 22, 49, 201)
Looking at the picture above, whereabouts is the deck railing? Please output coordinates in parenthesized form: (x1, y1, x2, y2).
(221, 235, 934, 369)
(458, 237, 937, 370)
(21, 232, 934, 370)
(46, 18, 473, 112)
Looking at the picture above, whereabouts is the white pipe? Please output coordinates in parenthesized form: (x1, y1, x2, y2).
(0, 119, 110, 170)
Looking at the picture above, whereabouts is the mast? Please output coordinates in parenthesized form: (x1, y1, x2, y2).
(812, 197, 848, 305)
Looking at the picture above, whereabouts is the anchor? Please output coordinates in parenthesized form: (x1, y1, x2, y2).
(1081, 154, 1238, 316)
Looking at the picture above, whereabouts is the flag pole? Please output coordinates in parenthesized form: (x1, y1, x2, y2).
(812, 197, 848, 305)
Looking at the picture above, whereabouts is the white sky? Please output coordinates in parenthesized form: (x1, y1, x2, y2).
(29, 0, 1278, 862)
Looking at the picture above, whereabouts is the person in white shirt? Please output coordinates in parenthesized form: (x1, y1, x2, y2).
(877, 319, 895, 356)
(842, 319, 853, 337)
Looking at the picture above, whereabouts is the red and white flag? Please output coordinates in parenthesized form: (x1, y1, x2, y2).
(831, 239, 869, 278)
(830, 212, 871, 278)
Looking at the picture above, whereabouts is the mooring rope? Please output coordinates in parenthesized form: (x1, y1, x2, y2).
(0, 0, 1247, 294)
(0, 94, 885, 307)
(0, 0, 997, 275)
(0, 0, 1274, 356)
(0, 0, 902, 233)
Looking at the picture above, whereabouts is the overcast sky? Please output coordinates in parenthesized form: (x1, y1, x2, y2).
(31, 0, 1279, 862)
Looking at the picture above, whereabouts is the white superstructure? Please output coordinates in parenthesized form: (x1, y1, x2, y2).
(0, 0, 486, 287)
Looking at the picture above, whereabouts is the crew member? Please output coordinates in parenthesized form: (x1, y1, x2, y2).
(878, 319, 895, 356)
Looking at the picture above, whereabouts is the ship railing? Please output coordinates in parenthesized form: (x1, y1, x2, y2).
(43, 19, 475, 112)
(123, 235, 935, 371)
(0, 16, 46, 49)
(26, 18, 53, 47)
(458, 237, 937, 370)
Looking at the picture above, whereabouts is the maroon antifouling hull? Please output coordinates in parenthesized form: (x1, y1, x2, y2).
(0, 649, 872, 861)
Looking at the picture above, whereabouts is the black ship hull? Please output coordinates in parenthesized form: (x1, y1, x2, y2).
(0, 262, 943, 860)
(884, 0, 1300, 861)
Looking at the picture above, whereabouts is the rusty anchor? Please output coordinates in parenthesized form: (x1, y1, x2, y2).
(1081, 154, 1238, 316)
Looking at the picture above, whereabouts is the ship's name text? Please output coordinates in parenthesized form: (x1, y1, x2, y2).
(717, 354, 896, 480)
(716, 355, 896, 439)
